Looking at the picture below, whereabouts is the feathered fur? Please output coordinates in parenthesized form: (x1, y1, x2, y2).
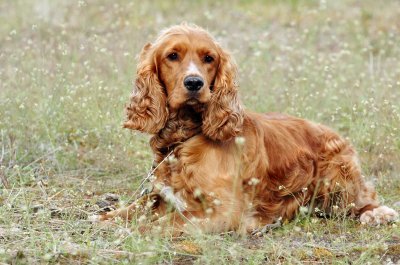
(96, 24, 398, 235)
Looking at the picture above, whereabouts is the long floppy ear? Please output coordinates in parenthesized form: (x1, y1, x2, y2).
(123, 43, 168, 134)
(202, 48, 244, 141)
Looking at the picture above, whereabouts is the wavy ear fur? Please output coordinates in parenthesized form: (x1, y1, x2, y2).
(202, 48, 244, 141)
(123, 43, 168, 134)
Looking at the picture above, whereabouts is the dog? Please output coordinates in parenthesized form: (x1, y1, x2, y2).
(92, 24, 398, 235)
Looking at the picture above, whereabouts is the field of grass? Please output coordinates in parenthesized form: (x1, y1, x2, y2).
(1, 0, 400, 264)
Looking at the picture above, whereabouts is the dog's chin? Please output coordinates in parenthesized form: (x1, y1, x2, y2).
(185, 98, 200, 106)
(184, 98, 205, 113)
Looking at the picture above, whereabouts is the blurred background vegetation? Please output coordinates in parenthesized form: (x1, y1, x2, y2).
(0, 0, 399, 264)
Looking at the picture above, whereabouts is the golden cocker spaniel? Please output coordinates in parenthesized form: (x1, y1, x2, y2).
(94, 24, 398, 235)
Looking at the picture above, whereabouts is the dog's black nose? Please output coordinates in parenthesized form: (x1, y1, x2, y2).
(184, 76, 204, 91)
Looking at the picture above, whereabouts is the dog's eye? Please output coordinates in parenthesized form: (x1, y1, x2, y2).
(167, 52, 179, 61)
(204, 55, 214, 63)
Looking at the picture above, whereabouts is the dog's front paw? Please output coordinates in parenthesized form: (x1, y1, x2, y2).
(360, 206, 398, 225)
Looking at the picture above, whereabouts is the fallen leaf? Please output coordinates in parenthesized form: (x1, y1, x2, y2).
(314, 247, 333, 258)
(173, 240, 202, 255)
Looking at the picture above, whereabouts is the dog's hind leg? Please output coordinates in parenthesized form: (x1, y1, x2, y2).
(317, 136, 398, 225)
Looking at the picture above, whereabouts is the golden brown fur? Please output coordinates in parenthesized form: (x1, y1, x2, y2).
(95, 24, 398, 235)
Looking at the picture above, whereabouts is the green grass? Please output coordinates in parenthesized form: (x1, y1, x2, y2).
(1, 0, 400, 264)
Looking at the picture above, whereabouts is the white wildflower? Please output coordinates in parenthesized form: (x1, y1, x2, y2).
(213, 199, 221, 206)
(138, 215, 147, 223)
(167, 154, 177, 164)
(193, 188, 202, 198)
(299, 206, 308, 214)
(235, 136, 245, 146)
(248, 177, 260, 186)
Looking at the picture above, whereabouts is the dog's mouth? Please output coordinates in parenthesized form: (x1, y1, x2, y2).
(183, 98, 205, 113)
(185, 98, 200, 105)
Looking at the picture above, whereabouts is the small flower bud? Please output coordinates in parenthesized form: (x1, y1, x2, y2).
(193, 188, 202, 198)
(235, 137, 245, 146)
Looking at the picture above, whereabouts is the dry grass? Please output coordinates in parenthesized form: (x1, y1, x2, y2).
(1, 0, 399, 264)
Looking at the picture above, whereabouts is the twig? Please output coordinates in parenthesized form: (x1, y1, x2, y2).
(0, 130, 5, 165)
(47, 189, 66, 200)
(304, 243, 347, 256)
(0, 170, 9, 189)
(0, 132, 10, 188)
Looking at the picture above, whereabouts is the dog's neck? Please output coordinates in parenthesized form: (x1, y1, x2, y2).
(150, 105, 204, 162)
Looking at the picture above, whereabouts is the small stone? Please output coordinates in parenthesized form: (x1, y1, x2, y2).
(103, 193, 119, 202)
(32, 204, 44, 213)
(95, 200, 116, 213)
(50, 208, 63, 218)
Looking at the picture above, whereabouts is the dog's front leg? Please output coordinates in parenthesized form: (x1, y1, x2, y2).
(89, 193, 164, 222)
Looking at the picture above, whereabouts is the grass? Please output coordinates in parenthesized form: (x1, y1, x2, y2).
(1, 0, 400, 264)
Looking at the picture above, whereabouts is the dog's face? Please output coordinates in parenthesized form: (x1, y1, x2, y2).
(125, 24, 243, 141)
(156, 30, 220, 110)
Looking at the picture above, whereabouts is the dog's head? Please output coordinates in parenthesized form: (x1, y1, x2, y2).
(124, 24, 243, 141)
